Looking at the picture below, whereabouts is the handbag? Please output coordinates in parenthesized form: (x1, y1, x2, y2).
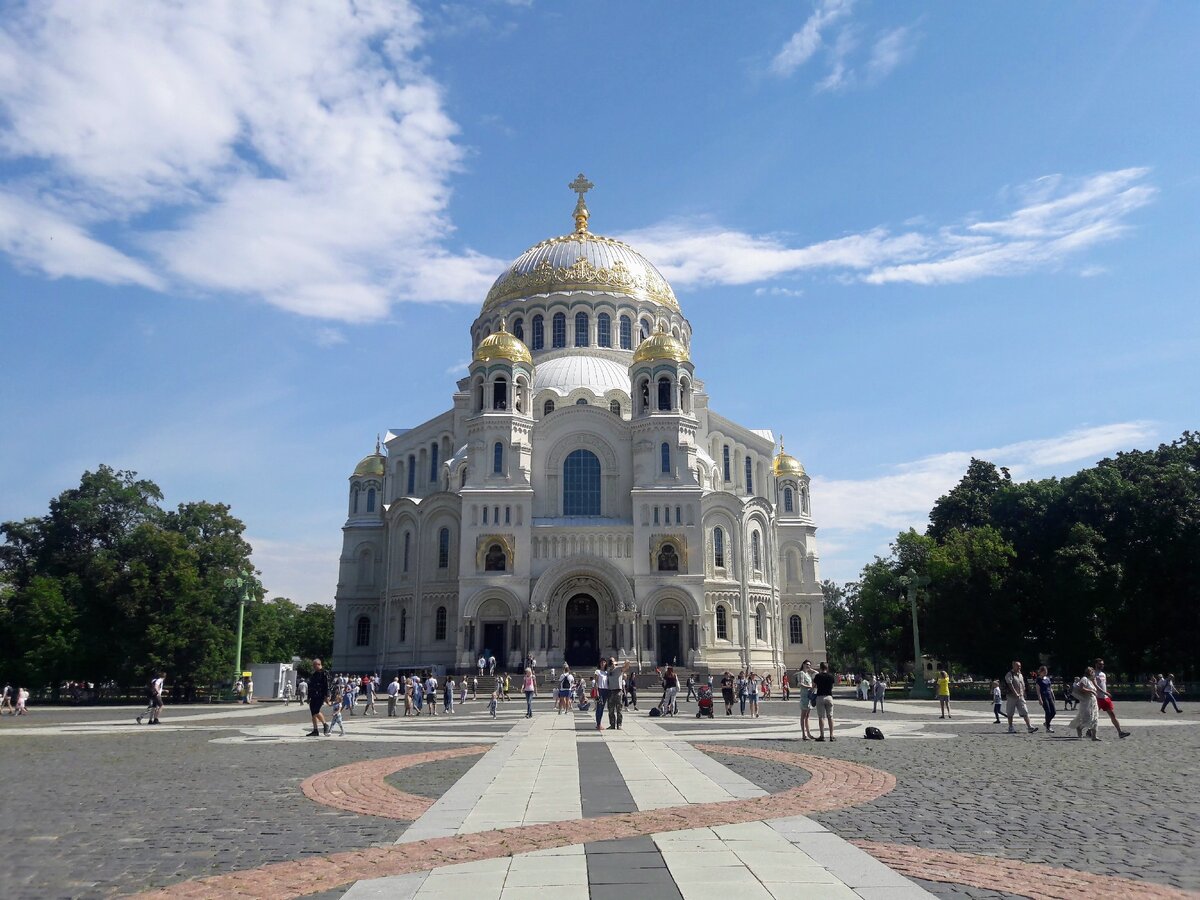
(590, 686, 599, 699)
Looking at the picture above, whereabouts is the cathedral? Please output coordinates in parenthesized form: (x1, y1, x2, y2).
(332, 176, 826, 676)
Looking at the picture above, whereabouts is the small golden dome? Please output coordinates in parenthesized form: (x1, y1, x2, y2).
(632, 322, 690, 365)
(474, 318, 533, 366)
(353, 453, 385, 478)
(773, 436, 806, 478)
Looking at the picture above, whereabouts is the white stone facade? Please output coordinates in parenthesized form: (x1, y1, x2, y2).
(333, 196, 826, 675)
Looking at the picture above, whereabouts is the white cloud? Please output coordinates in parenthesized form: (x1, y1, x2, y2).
(770, 0, 854, 77)
(865, 25, 917, 82)
(813, 421, 1157, 533)
(619, 168, 1154, 290)
(314, 327, 347, 347)
(0, 1, 503, 321)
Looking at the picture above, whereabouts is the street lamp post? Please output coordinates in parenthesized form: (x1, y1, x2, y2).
(899, 568, 932, 699)
(223, 569, 257, 699)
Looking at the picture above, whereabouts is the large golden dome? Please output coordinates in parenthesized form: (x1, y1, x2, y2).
(482, 231, 679, 314)
(632, 322, 690, 364)
(473, 319, 533, 365)
(353, 451, 385, 478)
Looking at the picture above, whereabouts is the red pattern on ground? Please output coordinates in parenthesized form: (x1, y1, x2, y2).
(855, 840, 1200, 900)
(131, 743, 1199, 900)
(299, 745, 488, 820)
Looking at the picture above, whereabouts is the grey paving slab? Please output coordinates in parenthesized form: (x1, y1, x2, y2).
(340, 871, 426, 899)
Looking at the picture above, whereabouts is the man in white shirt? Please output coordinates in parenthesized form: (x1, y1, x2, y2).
(593, 659, 610, 730)
(387, 676, 400, 717)
(1093, 659, 1130, 738)
(556, 666, 575, 714)
(1003, 661, 1039, 734)
(425, 675, 438, 716)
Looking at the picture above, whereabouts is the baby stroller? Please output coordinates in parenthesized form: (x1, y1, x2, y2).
(695, 684, 715, 718)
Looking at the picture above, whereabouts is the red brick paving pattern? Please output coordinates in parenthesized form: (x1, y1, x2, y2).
(855, 840, 1199, 900)
(300, 745, 488, 820)
(130, 743, 1198, 900)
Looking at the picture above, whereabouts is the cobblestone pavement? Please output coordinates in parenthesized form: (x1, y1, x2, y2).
(0, 705, 473, 899)
(691, 698, 1200, 894)
(1, 694, 1196, 899)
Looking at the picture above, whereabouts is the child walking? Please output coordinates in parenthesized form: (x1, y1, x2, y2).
(329, 687, 346, 736)
(991, 680, 1002, 723)
(488, 691, 498, 718)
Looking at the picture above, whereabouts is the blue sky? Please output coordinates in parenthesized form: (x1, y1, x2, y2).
(1, 1, 1197, 606)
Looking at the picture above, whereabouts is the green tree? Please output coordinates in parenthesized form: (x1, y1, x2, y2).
(293, 603, 335, 661)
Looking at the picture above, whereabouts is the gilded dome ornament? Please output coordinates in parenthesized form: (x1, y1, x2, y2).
(568, 172, 594, 234)
(773, 436, 806, 478)
(632, 321, 690, 364)
(474, 316, 533, 365)
(353, 441, 386, 478)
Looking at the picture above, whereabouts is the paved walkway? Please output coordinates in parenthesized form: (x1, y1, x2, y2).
(340, 712, 933, 900)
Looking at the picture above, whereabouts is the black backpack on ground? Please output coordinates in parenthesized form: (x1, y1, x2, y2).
(864, 726, 885, 740)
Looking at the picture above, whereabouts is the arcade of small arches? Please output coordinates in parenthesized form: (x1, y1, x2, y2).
(472, 304, 691, 356)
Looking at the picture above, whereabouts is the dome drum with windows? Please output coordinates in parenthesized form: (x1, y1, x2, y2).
(333, 174, 827, 676)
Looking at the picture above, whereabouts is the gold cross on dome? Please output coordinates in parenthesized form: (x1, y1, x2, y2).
(569, 173, 594, 233)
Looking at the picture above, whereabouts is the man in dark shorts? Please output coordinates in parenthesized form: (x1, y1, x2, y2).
(721, 671, 735, 715)
(306, 658, 331, 736)
(813, 662, 836, 741)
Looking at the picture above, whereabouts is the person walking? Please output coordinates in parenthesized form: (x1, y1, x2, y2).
(488, 655, 496, 676)
(328, 684, 346, 736)
(936, 669, 952, 719)
(797, 660, 815, 740)
(746, 671, 760, 718)
(478, 656, 486, 676)
(813, 662, 835, 741)
(460, 678, 468, 706)
(608, 659, 629, 729)
(593, 658, 610, 730)
(412, 675, 424, 714)
(471, 675, 478, 700)
(363, 677, 377, 716)
(1149, 675, 1162, 703)
(502, 672, 511, 701)
(872, 674, 887, 714)
(297, 677, 308, 706)
(1004, 661, 1040, 734)
(282, 680, 293, 705)
(627, 669, 639, 710)
(0, 683, 12, 715)
(1036, 666, 1057, 733)
(146, 671, 165, 725)
(488, 691, 499, 718)
(522, 667, 537, 718)
(1068, 668, 1101, 740)
(1160, 674, 1182, 713)
(737, 671, 748, 716)
(306, 659, 331, 737)
(444, 677, 456, 714)
(721, 670, 735, 716)
(991, 680, 1003, 723)
(685, 673, 697, 701)
(386, 676, 400, 716)
(245, 677, 254, 704)
(1093, 659, 1131, 738)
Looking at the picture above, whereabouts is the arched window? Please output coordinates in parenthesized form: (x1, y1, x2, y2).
(355, 615, 371, 647)
(784, 487, 793, 513)
(493, 377, 507, 410)
(722, 445, 730, 482)
(485, 543, 506, 571)
(640, 318, 652, 341)
(552, 312, 566, 348)
(789, 615, 803, 645)
(802, 487, 810, 514)
(575, 397, 587, 405)
(438, 527, 450, 569)
(597, 313, 611, 347)
(575, 311, 589, 347)
(657, 543, 679, 571)
(435, 606, 447, 641)
(403, 531, 411, 573)
(400, 607, 408, 641)
(430, 442, 439, 482)
(563, 448, 601, 516)
(754, 605, 764, 640)
(714, 527, 725, 568)
(351, 484, 360, 514)
(512, 318, 524, 341)
(619, 315, 632, 349)
(661, 441, 671, 474)
(751, 531, 761, 571)
(609, 399, 621, 415)
(716, 604, 728, 640)
(366, 487, 376, 512)
(407, 455, 416, 494)
(357, 548, 373, 585)
(744, 456, 753, 493)
(657, 377, 672, 411)
(493, 441, 504, 474)
(483, 506, 488, 524)
(532, 314, 544, 350)
(543, 399, 555, 415)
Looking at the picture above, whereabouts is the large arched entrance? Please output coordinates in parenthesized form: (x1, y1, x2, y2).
(564, 594, 599, 667)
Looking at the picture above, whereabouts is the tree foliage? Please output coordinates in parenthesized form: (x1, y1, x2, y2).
(832, 433, 1200, 680)
(0, 466, 334, 690)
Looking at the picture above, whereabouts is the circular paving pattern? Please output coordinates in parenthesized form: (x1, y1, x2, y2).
(131, 742, 1200, 900)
